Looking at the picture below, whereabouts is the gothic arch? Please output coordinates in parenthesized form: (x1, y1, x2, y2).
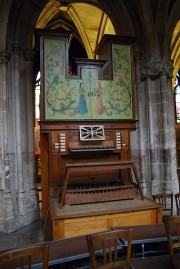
(0, 1, 11, 50)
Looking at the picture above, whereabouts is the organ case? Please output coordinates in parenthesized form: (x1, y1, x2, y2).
(37, 30, 141, 215)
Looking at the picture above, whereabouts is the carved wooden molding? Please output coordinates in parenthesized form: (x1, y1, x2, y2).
(79, 125, 105, 141)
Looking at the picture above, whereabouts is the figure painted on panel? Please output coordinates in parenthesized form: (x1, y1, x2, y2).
(76, 82, 88, 115)
(46, 52, 64, 85)
(94, 82, 106, 114)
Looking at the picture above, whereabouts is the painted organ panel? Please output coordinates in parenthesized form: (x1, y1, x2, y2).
(37, 30, 139, 213)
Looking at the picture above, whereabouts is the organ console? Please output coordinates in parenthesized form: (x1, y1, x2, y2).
(51, 124, 130, 154)
(40, 120, 142, 211)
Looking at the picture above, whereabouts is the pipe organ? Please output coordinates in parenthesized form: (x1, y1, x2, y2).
(37, 30, 143, 216)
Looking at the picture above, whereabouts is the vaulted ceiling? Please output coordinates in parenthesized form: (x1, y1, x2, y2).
(171, 20, 180, 86)
(35, 0, 115, 59)
(35, 0, 179, 83)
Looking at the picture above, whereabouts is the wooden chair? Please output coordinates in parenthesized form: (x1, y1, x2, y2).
(0, 244, 49, 269)
(165, 215, 180, 268)
(175, 192, 180, 215)
(86, 228, 133, 269)
(152, 193, 173, 221)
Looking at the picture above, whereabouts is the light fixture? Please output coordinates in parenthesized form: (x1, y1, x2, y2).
(59, 0, 69, 11)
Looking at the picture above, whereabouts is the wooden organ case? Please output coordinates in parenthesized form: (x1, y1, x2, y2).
(38, 30, 143, 217)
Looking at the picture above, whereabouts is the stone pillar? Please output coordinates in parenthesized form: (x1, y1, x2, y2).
(11, 43, 26, 215)
(23, 48, 39, 209)
(133, 49, 149, 196)
(141, 61, 178, 194)
(159, 61, 178, 193)
(0, 51, 14, 231)
(0, 51, 10, 190)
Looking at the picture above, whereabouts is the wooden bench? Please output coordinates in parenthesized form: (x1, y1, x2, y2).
(112, 223, 177, 257)
(46, 223, 176, 265)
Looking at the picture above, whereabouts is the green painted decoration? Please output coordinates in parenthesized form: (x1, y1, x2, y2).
(44, 39, 133, 120)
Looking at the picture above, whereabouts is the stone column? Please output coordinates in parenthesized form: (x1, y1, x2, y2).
(141, 61, 178, 194)
(141, 62, 163, 194)
(0, 51, 10, 190)
(133, 49, 150, 196)
(159, 61, 178, 193)
(11, 43, 26, 215)
(0, 51, 14, 231)
(23, 48, 39, 209)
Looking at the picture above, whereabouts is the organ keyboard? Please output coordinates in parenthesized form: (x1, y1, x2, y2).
(70, 145, 116, 152)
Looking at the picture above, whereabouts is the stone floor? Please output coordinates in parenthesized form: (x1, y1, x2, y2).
(0, 218, 45, 252)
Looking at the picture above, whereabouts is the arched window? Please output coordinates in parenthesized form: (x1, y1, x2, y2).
(174, 69, 180, 123)
(35, 71, 40, 120)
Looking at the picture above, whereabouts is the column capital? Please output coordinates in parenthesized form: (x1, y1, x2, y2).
(11, 42, 21, 55)
(141, 60, 173, 80)
(0, 51, 10, 65)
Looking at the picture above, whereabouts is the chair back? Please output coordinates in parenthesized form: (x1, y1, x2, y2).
(86, 228, 132, 269)
(152, 193, 173, 220)
(175, 192, 180, 215)
(0, 244, 49, 269)
(165, 215, 180, 256)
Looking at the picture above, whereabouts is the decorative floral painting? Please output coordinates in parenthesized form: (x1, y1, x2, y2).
(44, 39, 133, 120)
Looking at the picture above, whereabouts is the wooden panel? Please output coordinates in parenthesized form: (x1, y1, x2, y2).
(40, 133, 49, 217)
(51, 207, 161, 239)
(151, 207, 162, 223)
(49, 198, 162, 239)
(107, 210, 155, 227)
(52, 219, 60, 240)
(64, 216, 108, 238)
